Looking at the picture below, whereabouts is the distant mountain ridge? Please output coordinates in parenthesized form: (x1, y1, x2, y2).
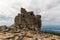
(41, 25, 60, 32)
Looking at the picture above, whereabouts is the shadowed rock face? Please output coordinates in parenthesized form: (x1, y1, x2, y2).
(14, 8, 41, 31)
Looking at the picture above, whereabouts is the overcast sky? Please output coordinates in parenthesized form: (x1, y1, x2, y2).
(0, 0, 60, 26)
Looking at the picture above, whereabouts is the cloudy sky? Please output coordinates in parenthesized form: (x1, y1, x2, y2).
(0, 0, 60, 26)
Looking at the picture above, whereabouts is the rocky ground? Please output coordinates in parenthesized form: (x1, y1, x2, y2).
(0, 29, 60, 40)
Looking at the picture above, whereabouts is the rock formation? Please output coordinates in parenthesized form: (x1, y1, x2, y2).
(14, 8, 41, 31)
(0, 8, 60, 40)
(0, 8, 41, 33)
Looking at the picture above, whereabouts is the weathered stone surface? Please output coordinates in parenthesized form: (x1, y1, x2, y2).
(0, 25, 8, 32)
(22, 37, 33, 40)
(15, 13, 22, 26)
(21, 8, 27, 13)
(14, 8, 41, 31)
(0, 31, 59, 40)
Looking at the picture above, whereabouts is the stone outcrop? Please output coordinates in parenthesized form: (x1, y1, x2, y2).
(14, 8, 41, 31)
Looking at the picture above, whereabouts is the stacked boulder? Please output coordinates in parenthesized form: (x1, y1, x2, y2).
(14, 8, 41, 31)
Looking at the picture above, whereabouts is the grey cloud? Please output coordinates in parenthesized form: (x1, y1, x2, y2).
(0, 15, 13, 21)
(47, 0, 60, 9)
